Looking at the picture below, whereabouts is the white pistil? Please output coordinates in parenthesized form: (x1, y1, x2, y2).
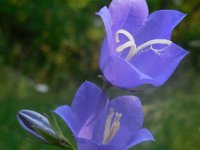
(115, 29, 172, 61)
(115, 29, 137, 61)
(136, 39, 172, 52)
(103, 108, 122, 144)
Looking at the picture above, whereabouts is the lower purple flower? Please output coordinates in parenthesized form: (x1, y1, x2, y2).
(55, 81, 154, 150)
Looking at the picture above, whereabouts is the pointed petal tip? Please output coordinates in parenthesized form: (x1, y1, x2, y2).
(96, 6, 108, 16)
(174, 9, 187, 18)
(154, 9, 186, 17)
(81, 81, 99, 89)
(17, 109, 34, 121)
(152, 9, 187, 26)
(17, 109, 30, 115)
(126, 128, 155, 149)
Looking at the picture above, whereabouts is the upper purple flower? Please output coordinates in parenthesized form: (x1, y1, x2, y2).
(97, 0, 188, 89)
(55, 81, 154, 150)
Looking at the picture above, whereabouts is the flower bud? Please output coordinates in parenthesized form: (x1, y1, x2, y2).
(17, 109, 57, 143)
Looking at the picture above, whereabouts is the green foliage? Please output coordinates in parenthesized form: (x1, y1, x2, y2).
(0, 67, 76, 150)
(132, 68, 200, 150)
(0, 0, 106, 83)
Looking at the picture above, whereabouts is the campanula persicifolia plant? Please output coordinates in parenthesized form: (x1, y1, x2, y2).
(17, 0, 188, 150)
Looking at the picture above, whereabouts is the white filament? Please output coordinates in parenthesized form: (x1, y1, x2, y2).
(115, 29, 137, 61)
(115, 29, 172, 61)
(103, 108, 114, 143)
(103, 108, 122, 144)
(136, 39, 172, 52)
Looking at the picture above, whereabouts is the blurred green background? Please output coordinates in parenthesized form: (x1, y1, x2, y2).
(0, 0, 199, 149)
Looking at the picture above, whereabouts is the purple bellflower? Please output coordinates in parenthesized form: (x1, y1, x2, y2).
(55, 81, 154, 150)
(97, 0, 188, 89)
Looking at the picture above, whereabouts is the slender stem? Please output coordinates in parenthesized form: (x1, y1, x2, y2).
(98, 75, 112, 92)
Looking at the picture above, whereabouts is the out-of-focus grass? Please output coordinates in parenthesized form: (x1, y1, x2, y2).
(0, 67, 77, 150)
(0, 65, 200, 150)
(133, 66, 200, 150)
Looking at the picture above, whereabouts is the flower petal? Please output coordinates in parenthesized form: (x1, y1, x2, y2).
(102, 56, 158, 88)
(130, 43, 189, 86)
(125, 128, 155, 149)
(109, 0, 148, 35)
(77, 138, 120, 150)
(108, 96, 144, 148)
(77, 138, 99, 150)
(55, 82, 109, 140)
(92, 96, 144, 149)
(71, 81, 109, 139)
(97, 6, 115, 68)
(97, 7, 114, 53)
(135, 10, 186, 45)
(54, 105, 78, 134)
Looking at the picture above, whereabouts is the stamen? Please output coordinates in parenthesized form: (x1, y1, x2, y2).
(115, 29, 137, 61)
(115, 29, 172, 61)
(103, 109, 122, 144)
(105, 113, 122, 143)
(136, 39, 172, 53)
(103, 108, 114, 144)
(116, 41, 134, 53)
(115, 29, 135, 44)
(125, 46, 136, 61)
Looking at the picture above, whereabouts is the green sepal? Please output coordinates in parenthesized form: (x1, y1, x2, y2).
(32, 125, 58, 145)
(47, 111, 77, 150)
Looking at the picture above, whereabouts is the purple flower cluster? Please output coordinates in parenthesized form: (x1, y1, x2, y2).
(17, 0, 188, 150)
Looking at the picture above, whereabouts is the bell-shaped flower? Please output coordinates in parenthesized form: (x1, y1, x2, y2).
(55, 81, 154, 150)
(97, 0, 188, 89)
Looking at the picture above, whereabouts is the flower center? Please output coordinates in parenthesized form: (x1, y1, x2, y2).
(102, 108, 122, 144)
(115, 29, 172, 61)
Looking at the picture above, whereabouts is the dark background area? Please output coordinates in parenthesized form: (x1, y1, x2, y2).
(0, 0, 199, 149)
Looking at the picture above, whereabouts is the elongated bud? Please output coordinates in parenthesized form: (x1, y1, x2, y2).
(17, 109, 57, 144)
(17, 109, 77, 149)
